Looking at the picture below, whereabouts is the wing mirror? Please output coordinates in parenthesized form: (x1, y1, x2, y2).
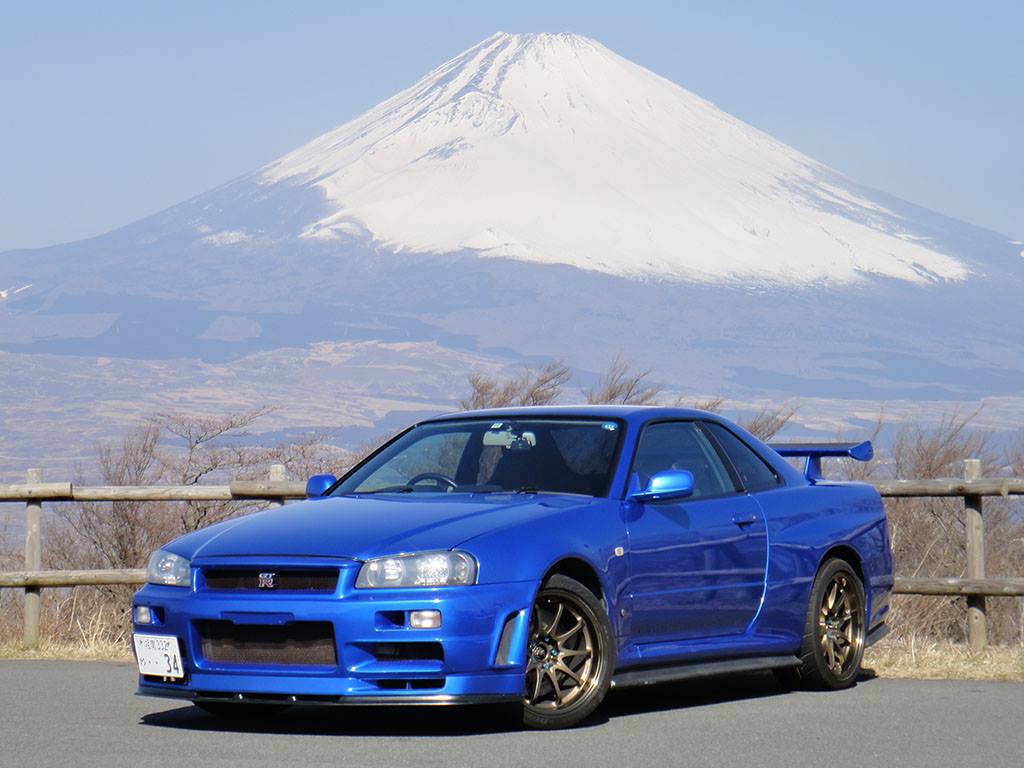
(305, 474, 337, 499)
(630, 470, 695, 503)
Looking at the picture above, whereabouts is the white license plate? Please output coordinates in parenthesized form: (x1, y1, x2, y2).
(133, 633, 184, 679)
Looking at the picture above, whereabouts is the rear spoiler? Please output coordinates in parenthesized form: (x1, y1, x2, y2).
(768, 441, 873, 483)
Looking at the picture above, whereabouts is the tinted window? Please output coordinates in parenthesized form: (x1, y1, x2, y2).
(703, 422, 781, 492)
(335, 418, 622, 497)
(631, 421, 735, 499)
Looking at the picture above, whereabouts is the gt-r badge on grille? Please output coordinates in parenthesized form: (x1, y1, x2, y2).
(257, 572, 277, 590)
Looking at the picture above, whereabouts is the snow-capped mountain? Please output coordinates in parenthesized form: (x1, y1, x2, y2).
(0, 32, 1021, 475)
(261, 32, 968, 286)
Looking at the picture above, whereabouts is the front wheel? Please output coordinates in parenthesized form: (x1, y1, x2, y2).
(784, 558, 867, 690)
(521, 574, 614, 729)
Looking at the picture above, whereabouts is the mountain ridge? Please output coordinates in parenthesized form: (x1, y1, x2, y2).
(247, 31, 981, 286)
(0, 32, 1021, 477)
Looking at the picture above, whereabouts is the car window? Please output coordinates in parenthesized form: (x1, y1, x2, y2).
(335, 418, 623, 496)
(631, 421, 735, 499)
(355, 432, 471, 492)
(702, 421, 782, 492)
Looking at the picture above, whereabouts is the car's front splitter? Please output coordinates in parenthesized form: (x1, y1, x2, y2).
(136, 681, 521, 707)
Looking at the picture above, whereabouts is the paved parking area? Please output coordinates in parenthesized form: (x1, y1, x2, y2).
(0, 660, 1020, 768)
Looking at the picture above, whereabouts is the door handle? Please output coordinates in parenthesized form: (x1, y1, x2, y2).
(731, 513, 758, 527)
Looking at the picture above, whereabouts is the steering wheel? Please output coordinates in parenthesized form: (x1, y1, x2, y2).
(407, 472, 458, 491)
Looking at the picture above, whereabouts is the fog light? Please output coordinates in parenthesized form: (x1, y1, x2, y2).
(134, 605, 154, 625)
(409, 610, 441, 629)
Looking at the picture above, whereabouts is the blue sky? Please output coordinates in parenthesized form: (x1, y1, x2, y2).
(1, 0, 1021, 251)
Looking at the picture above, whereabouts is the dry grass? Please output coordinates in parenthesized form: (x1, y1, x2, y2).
(0, 638, 131, 662)
(864, 638, 1024, 682)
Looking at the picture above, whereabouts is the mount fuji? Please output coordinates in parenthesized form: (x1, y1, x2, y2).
(1, 32, 1022, 473)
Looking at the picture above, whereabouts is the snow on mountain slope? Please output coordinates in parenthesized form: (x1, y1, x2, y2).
(261, 32, 967, 286)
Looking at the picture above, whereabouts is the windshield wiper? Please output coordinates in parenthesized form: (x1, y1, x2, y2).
(356, 485, 415, 494)
(513, 486, 541, 494)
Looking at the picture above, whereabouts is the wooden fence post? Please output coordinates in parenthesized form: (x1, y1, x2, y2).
(24, 468, 43, 648)
(268, 464, 286, 508)
(963, 458, 987, 651)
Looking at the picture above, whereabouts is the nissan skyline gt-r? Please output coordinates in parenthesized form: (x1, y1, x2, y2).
(133, 406, 893, 729)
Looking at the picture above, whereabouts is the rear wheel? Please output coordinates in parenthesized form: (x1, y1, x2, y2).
(782, 558, 866, 690)
(521, 574, 614, 729)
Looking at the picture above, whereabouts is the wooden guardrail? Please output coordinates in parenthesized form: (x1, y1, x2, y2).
(1, 461, 1022, 650)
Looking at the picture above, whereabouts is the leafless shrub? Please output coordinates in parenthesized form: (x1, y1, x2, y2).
(835, 407, 1024, 645)
(51, 426, 170, 572)
(738, 403, 797, 441)
(584, 356, 662, 405)
(460, 361, 570, 409)
(832, 410, 886, 482)
(153, 408, 273, 532)
(691, 396, 726, 413)
(25, 407, 350, 646)
(250, 433, 358, 481)
(1008, 433, 1024, 476)
(670, 395, 795, 440)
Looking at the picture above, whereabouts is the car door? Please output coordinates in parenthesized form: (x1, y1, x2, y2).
(624, 420, 768, 645)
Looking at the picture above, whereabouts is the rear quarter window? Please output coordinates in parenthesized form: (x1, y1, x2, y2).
(702, 421, 782, 493)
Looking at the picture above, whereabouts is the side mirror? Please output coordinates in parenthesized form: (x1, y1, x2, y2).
(630, 470, 695, 503)
(305, 474, 337, 499)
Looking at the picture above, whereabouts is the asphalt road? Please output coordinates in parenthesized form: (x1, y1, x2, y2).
(0, 661, 1021, 768)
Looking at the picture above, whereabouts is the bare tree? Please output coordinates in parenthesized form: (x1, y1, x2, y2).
(250, 433, 356, 482)
(35, 407, 354, 646)
(673, 395, 794, 440)
(690, 396, 726, 413)
(153, 408, 273, 532)
(51, 426, 170, 572)
(739, 403, 797, 441)
(585, 356, 662, 405)
(830, 406, 1024, 644)
(460, 361, 570, 409)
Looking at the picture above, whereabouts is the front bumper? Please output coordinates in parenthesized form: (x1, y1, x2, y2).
(133, 560, 535, 704)
(136, 686, 518, 707)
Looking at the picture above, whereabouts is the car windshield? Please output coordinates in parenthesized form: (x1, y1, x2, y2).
(332, 418, 623, 497)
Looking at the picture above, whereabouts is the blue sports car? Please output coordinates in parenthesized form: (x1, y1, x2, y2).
(133, 406, 893, 729)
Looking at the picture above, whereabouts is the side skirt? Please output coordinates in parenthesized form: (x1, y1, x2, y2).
(610, 655, 801, 690)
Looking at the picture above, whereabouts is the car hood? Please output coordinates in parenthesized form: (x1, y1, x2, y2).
(176, 493, 594, 561)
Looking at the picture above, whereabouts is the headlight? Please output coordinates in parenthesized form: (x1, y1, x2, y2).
(146, 549, 191, 587)
(355, 551, 477, 588)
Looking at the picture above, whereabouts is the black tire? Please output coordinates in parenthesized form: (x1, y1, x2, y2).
(521, 574, 615, 730)
(194, 701, 289, 719)
(786, 558, 867, 690)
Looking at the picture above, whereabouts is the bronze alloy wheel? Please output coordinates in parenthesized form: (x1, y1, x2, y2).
(525, 595, 596, 708)
(817, 571, 864, 677)
(781, 557, 868, 690)
(521, 574, 613, 729)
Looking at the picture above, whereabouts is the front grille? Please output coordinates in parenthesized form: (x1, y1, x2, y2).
(197, 620, 337, 667)
(202, 568, 338, 593)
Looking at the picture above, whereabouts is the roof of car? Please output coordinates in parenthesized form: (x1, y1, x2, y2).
(424, 404, 717, 424)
